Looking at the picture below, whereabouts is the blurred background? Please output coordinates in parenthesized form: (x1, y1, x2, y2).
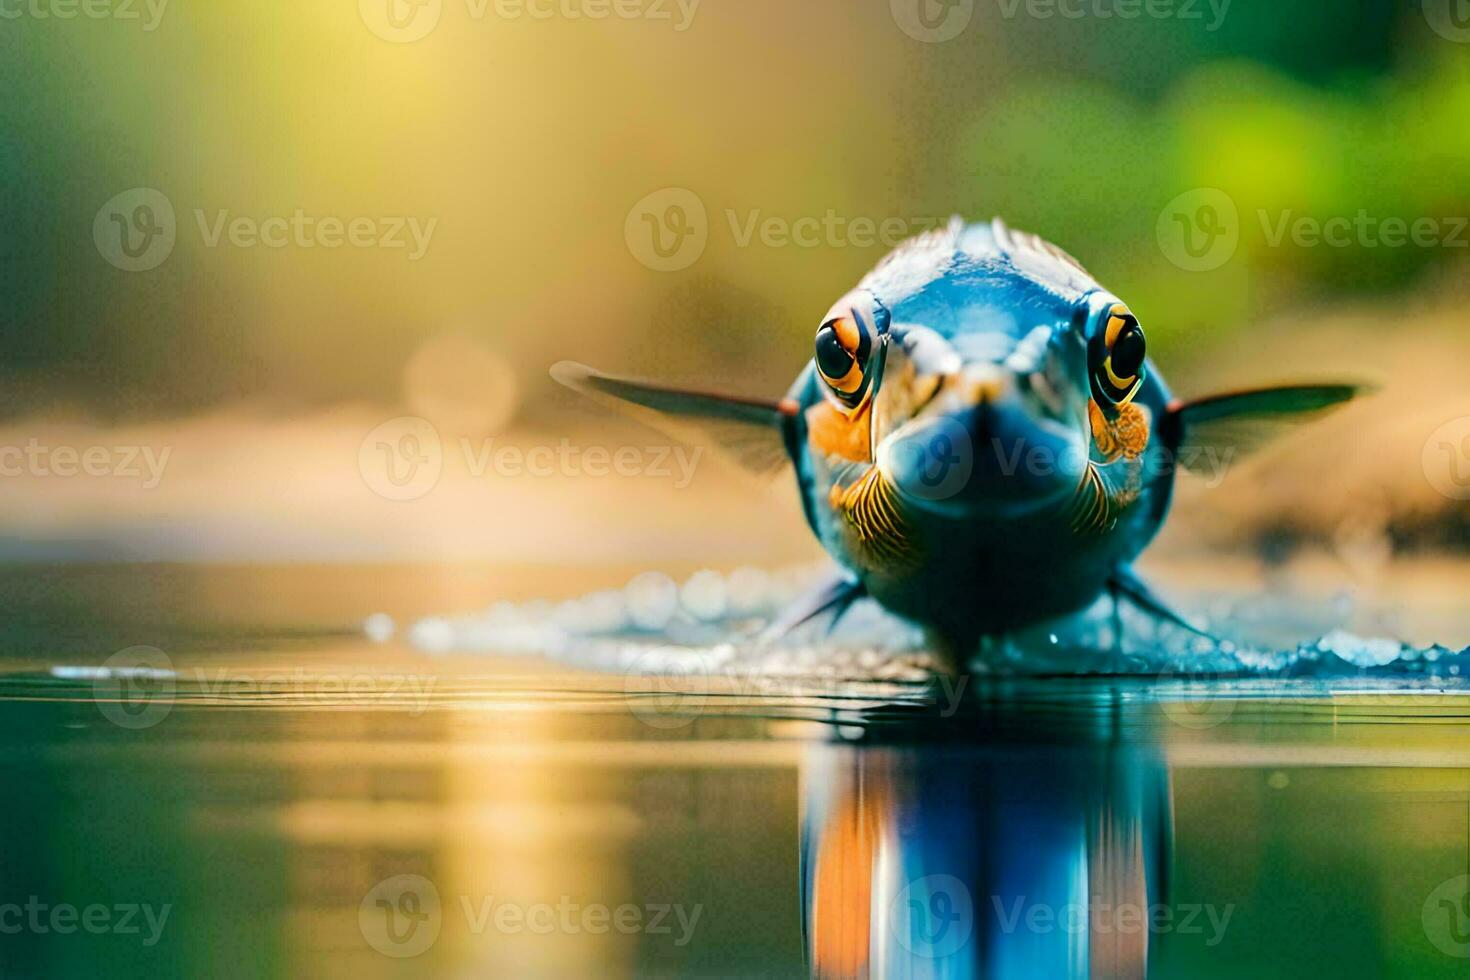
(0, 0, 1466, 572)
(4, 6, 1470, 979)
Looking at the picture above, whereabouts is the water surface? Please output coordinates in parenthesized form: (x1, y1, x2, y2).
(0, 564, 1467, 979)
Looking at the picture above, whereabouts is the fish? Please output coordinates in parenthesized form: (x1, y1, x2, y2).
(552, 217, 1368, 655)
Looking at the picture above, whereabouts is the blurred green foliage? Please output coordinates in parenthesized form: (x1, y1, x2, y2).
(0, 0, 1465, 417)
(959, 51, 1470, 360)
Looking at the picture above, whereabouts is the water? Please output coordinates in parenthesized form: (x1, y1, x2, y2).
(0, 564, 1468, 978)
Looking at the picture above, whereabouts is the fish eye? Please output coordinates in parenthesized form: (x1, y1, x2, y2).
(1111, 323, 1146, 380)
(1090, 304, 1147, 411)
(815, 322, 858, 385)
(814, 292, 889, 412)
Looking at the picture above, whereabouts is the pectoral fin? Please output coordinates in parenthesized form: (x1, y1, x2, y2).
(1109, 566, 1212, 639)
(551, 361, 797, 475)
(1163, 382, 1371, 473)
(759, 570, 867, 643)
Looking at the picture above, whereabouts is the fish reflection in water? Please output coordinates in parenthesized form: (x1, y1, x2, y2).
(801, 741, 1171, 978)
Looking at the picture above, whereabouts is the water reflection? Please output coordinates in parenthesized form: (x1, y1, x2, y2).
(801, 740, 1172, 978)
(7, 661, 1470, 978)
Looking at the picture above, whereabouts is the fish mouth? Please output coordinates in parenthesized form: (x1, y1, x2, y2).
(874, 367, 1089, 519)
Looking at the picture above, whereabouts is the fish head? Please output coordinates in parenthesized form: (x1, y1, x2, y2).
(812, 289, 1150, 520)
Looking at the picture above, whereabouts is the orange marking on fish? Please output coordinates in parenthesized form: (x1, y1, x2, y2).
(1106, 313, 1128, 348)
(832, 466, 918, 570)
(829, 359, 865, 394)
(832, 316, 861, 354)
(1090, 400, 1151, 462)
(806, 400, 872, 463)
(965, 374, 1007, 405)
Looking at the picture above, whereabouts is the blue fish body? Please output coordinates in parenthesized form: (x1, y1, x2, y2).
(782, 219, 1175, 646)
(554, 216, 1364, 652)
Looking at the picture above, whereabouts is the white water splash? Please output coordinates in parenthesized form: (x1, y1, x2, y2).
(373, 564, 1469, 682)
